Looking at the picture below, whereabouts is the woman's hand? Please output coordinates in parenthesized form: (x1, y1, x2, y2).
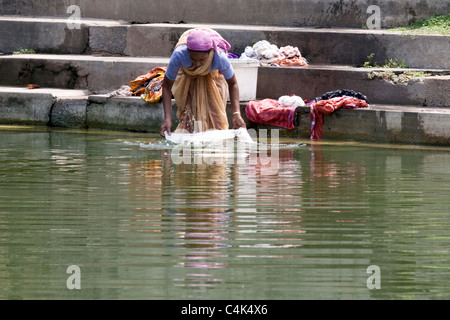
(160, 119, 172, 137)
(161, 77, 175, 137)
(232, 113, 246, 129)
(226, 75, 246, 129)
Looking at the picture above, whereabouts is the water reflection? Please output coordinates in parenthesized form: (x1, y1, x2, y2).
(126, 143, 312, 293)
(126, 140, 374, 297)
(1, 128, 450, 299)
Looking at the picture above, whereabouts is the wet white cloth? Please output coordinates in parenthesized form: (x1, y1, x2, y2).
(165, 128, 256, 145)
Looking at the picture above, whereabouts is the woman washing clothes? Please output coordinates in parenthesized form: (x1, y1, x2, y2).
(160, 28, 246, 137)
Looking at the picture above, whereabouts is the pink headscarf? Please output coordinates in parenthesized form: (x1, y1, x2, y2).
(186, 29, 231, 53)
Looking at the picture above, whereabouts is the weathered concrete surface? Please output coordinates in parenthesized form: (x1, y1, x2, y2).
(122, 23, 450, 69)
(0, 87, 88, 126)
(406, 75, 450, 108)
(252, 104, 450, 146)
(87, 95, 255, 132)
(0, 54, 168, 93)
(89, 25, 129, 55)
(0, 16, 130, 55)
(0, 0, 448, 28)
(50, 97, 88, 128)
(317, 105, 450, 145)
(0, 90, 54, 125)
(1, 55, 448, 107)
(0, 17, 89, 55)
(2, 87, 450, 145)
(256, 66, 450, 107)
(87, 95, 178, 132)
(1, 17, 449, 69)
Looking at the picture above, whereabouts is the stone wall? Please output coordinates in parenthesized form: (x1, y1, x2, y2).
(0, 0, 448, 28)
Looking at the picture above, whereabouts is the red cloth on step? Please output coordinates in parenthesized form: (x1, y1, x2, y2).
(245, 99, 297, 129)
(310, 96, 369, 140)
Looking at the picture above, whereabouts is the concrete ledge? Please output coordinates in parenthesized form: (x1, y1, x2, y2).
(257, 66, 450, 107)
(50, 96, 88, 128)
(86, 95, 249, 132)
(0, 17, 90, 55)
(0, 54, 169, 93)
(2, 87, 450, 146)
(121, 23, 450, 69)
(319, 105, 450, 145)
(2, 55, 449, 108)
(1, 17, 449, 69)
(87, 95, 177, 132)
(252, 104, 450, 146)
(0, 87, 88, 126)
(0, 90, 55, 126)
(0, 87, 87, 126)
(1, 0, 448, 29)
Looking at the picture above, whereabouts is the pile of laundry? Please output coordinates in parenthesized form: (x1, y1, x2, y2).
(106, 67, 167, 104)
(245, 95, 305, 130)
(308, 89, 369, 140)
(245, 89, 369, 140)
(239, 40, 308, 67)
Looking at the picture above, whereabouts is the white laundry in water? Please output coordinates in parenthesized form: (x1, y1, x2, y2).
(165, 128, 256, 146)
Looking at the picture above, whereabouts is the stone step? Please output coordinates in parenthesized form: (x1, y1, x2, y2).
(1, 54, 449, 107)
(0, 86, 89, 127)
(283, 103, 450, 145)
(0, 54, 169, 93)
(0, 86, 177, 131)
(2, 86, 450, 145)
(1, 0, 448, 29)
(1, 16, 449, 69)
(257, 65, 450, 108)
(0, 16, 127, 55)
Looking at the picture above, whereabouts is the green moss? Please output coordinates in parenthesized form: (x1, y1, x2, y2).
(363, 53, 409, 68)
(12, 48, 36, 55)
(367, 70, 434, 85)
(390, 13, 450, 35)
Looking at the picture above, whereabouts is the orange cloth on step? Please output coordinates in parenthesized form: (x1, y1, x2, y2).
(129, 67, 166, 103)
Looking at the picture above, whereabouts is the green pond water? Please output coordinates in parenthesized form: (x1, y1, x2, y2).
(1, 126, 450, 300)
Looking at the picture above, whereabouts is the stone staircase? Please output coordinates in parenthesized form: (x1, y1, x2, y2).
(1, 0, 449, 144)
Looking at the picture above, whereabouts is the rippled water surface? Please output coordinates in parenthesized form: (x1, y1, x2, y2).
(1, 126, 450, 300)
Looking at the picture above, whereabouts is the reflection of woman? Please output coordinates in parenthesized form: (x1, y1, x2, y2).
(160, 28, 246, 137)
